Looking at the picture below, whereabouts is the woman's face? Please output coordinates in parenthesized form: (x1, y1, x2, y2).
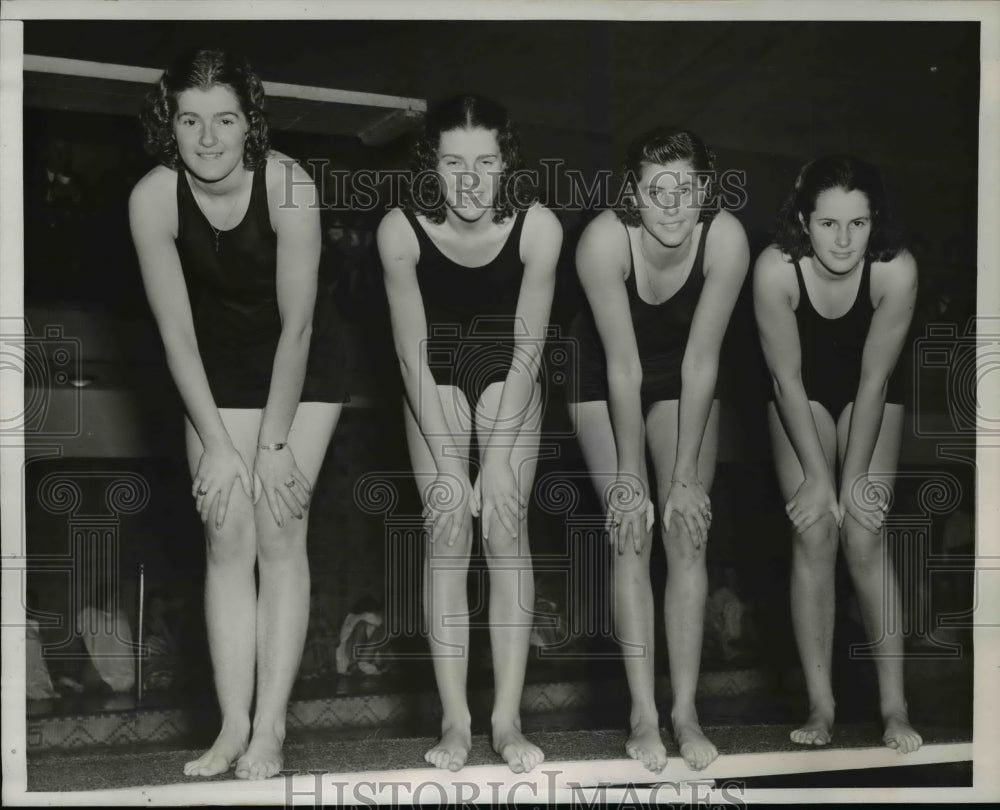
(173, 84, 249, 183)
(436, 126, 505, 221)
(634, 159, 705, 248)
(802, 186, 872, 275)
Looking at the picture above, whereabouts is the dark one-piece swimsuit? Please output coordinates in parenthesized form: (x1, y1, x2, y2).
(782, 255, 904, 419)
(174, 167, 348, 409)
(569, 216, 715, 415)
(402, 208, 528, 409)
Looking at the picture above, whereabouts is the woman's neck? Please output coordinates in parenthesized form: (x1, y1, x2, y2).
(638, 223, 695, 272)
(443, 206, 497, 237)
(188, 164, 249, 198)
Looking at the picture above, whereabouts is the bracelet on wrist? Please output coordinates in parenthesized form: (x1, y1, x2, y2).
(670, 477, 701, 487)
(258, 441, 287, 451)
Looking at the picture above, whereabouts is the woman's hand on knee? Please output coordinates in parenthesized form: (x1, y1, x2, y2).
(474, 460, 525, 543)
(785, 477, 841, 535)
(606, 476, 654, 555)
(253, 445, 312, 529)
(663, 477, 711, 551)
(423, 472, 475, 547)
(839, 474, 888, 534)
(192, 440, 253, 529)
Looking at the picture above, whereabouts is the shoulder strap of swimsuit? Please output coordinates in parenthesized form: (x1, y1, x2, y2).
(249, 165, 273, 234)
(176, 169, 192, 208)
(692, 215, 713, 276)
(621, 219, 640, 290)
(491, 206, 529, 265)
(400, 208, 433, 255)
(791, 257, 811, 313)
(861, 254, 874, 310)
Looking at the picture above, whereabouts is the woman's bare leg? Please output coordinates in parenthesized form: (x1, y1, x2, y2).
(477, 381, 545, 773)
(236, 402, 341, 780)
(182, 409, 259, 777)
(404, 387, 475, 772)
(768, 401, 839, 745)
(645, 398, 719, 771)
(570, 401, 665, 772)
(836, 402, 922, 753)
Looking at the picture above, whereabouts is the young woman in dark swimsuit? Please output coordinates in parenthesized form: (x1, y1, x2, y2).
(568, 127, 749, 772)
(378, 95, 562, 774)
(130, 49, 346, 779)
(754, 155, 921, 753)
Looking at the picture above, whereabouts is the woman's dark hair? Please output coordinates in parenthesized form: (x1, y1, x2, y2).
(404, 94, 536, 224)
(614, 126, 718, 227)
(774, 155, 903, 262)
(140, 48, 270, 171)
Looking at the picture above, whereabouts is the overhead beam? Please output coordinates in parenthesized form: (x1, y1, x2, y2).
(23, 54, 426, 113)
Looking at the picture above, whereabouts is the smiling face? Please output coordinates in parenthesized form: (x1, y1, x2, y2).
(172, 84, 250, 183)
(802, 187, 872, 275)
(634, 159, 704, 248)
(435, 126, 505, 222)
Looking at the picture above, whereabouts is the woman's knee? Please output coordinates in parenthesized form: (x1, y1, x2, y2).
(661, 516, 707, 567)
(612, 543, 653, 587)
(840, 518, 885, 567)
(425, 523, 475, 559)
(255, 515, 309, 563)
(791, 514, 839, 558)
(483, 516, 530, 558)
(205, 513, 256, 566)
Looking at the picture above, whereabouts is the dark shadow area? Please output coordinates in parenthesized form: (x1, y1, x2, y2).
(737, 760, 972, 788)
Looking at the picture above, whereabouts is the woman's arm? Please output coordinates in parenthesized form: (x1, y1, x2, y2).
(667, 212, 750, 547)
(128, 168, 251, 527)
(377, 208, 476, 545)
(477, 204, 562, 538)
(578, 212, 650, 551)
(753, 245, 840, 531)
(259, 156, 321, 445)
(840, 252, 917, 530)
(253, 156, 324, 525)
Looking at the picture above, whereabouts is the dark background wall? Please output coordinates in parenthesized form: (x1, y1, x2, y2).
(23, 19, 980, 262)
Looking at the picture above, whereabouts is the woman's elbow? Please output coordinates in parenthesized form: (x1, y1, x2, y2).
(857, 372, 890, 400)
(160, 326, 199, 363)
(607, 362, 642, 389)
(285, 320, 313, 345)
(682, 353, 718, 385)
(769, 368, 801, 401)
(395, 349, 420, 383)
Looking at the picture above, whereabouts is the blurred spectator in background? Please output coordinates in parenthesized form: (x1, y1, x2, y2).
(321, 211, 378, 313)
(25, 136, 87, 299)
(36, 137, 84, 205)
(75, 587, 136, 694)
(704, 566, 754, 664)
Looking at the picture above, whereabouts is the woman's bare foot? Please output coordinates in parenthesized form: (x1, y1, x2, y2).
(883, 710, 922, 754)
(625, 716, 667, 773)
(672, 709, 718, 771)
(183, 719, 249, 777)
(425, 723, 472, 772)
(234, 723, 285, 780)
(790, 705, 834, 746)
(492, 722, 544, 774)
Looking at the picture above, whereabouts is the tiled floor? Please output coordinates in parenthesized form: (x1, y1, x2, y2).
(26, 653, 971, 754)
(27, 668, 768, 751)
